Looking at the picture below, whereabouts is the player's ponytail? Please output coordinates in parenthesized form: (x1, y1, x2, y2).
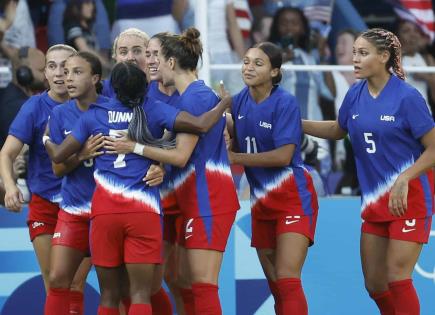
(360, 28, 405, 80)
(160, 27, 203, 71)
(111, 62, 175, 148)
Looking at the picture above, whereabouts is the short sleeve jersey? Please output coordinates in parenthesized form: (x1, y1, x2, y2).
(71, 97, 179, 217)
(8, 91, 62, 202)
(49, 96, 108, 217)
(338, 75, 434, 221)
(232, 86, 318, 219)
(171, 80, 240, 218)
(147, 80, 181, 213)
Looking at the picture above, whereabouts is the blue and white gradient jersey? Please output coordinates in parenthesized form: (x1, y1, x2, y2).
(338, 75, 434, 221)
(71, 97, 180, 217)
(8, 91, 62, 203)
(147, 80, 181, 214)
(49, 96, 108, 217)
(172, 80, 239, 218)
(232, 86, 318, 219)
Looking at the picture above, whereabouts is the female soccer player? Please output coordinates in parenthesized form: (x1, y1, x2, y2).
(145, 32, 185, 315)
(43, 51, 106, 315)
(102, 27, 149, 98)
(228, 42, 318, 315)
(105, 28, 240, 315)
(303, 28, 435, 315)
(0, 44, 76, 291)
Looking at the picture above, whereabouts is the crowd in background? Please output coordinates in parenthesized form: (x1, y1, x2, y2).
(0, 0, 434, 200)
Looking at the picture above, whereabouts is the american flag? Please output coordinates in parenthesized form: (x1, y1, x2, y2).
(387, 0, 435, 41)
(303, 0, 335, 24)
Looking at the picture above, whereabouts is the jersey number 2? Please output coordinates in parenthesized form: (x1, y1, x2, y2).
(109, 129, 127, 168)
(363, 132, 376, 154)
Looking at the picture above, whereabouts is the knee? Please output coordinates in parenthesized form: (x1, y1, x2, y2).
(364, 277, 389, 295)
(386, 260, 409, 282)
(48, 270, 71, 289)
(100, 288, 121, 308)
(275, 261, 302, 280)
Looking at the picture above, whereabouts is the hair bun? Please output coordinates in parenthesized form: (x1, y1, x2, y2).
(183, 27, 201, 41)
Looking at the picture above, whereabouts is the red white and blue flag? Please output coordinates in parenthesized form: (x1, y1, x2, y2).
(387, 0, 435, 41)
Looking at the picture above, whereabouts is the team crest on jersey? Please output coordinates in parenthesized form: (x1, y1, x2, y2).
(380, 115, 395, 122)
(108, 111, 133, 123)
(259, 121, 272, 129)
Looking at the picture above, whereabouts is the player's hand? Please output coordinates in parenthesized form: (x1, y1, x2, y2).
(218, 81, 232, 110)
(4, 184, 24, 212)
(388, 175, 409, 217)
(143, 164, 165, 186)
(78, 134, 104, 161)
(104, 133, 135, 155)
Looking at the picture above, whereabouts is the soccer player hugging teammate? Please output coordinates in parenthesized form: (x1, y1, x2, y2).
(42, 52, 107, 315)
(303, 28, 435, 315)
(228, 42, 318, 315)
(104, 28, 240, 315)
(0, 44, 76, 291)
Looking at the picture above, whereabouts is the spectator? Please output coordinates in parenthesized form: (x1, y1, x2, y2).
(111, 0, 179, 40)
(0, 47, 46, 147)
(47, 0, 111, 52)
(396, 19, 435, 112)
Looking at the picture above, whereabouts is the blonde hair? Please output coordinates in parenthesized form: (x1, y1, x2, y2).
(46, 44, 76, 56)
(112, 28, 150, 59)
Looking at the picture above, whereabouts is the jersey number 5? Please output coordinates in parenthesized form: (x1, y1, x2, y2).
(363, 132, 376, 154)
(109, 129, 127, 168)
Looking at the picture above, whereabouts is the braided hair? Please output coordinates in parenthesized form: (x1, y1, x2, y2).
(360, 28, 405, 80)
(110, 62, 175, 148)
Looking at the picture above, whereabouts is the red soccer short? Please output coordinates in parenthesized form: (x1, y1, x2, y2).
(251, 212, 318, 249)
(163, 212, 184, 244)
(90, 212, 163, 267)
(52, 209, 90, 254)
(362, 217, 432, 243)
(27, 194, 60, 241)
(178, 212, 236, 252)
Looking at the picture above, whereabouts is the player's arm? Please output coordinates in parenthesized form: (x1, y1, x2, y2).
(389, 127, 435, 216)
(50, 134, 104, 177)
(302, 119, 346, 140)
(229, 144, 295, 168)
(105, 133, 199, 168)
(0, 135, 25, 211)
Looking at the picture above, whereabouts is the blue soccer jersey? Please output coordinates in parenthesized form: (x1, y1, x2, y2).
(338, 75, 435, 221)
(8, 91, 62, 202)
(49, 96, 108, 217)
(101, 79, 116, 99)
(71, 97, 180, 217)
(171, 80, 239, 218)
(232, 86, 318, 219)
(147, 80, 181, 213)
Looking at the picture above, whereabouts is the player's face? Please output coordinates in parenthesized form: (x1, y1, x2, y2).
(157, 51, 175, 87)
(335, 32, 355, 66)
(115, 35, 147, 72)
(146, 38, 162, 81)
(352, 37, 389, 80)
(242, 48, 278, 87)
(45, 49, 73, 97)
(64, 56, 99, 99)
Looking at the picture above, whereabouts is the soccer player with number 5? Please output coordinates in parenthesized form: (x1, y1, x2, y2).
(303, 28, 435, 315)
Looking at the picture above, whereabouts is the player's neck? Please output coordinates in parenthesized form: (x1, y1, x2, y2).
(76, 90, 98, 111)
(173, 71, 197, 95)
(48, 89, 69, 103)
(249, 82, 273, 104)
(367, 72, 391, 98)
(158, 81, 176, 96)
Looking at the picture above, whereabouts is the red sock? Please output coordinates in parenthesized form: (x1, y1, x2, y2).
(97, 306, 120, 315)
(69, 291, 84, 315)
(122, 298, 131, 314)
(191, 282, 221, 315)
(268, 280, 282, 315)
(180, 287, 195, 315)
(276, 278, 308, 315)
(44, 288, 70, 315)
(150, 287, 173, 315)
(128, 304, 152, 315)
(389, 279, 420, 315)
(369, 290, 395, 315)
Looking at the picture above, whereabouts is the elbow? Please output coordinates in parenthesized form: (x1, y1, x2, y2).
(173, 155, 189, 168)
(278, 155, 292, 167)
